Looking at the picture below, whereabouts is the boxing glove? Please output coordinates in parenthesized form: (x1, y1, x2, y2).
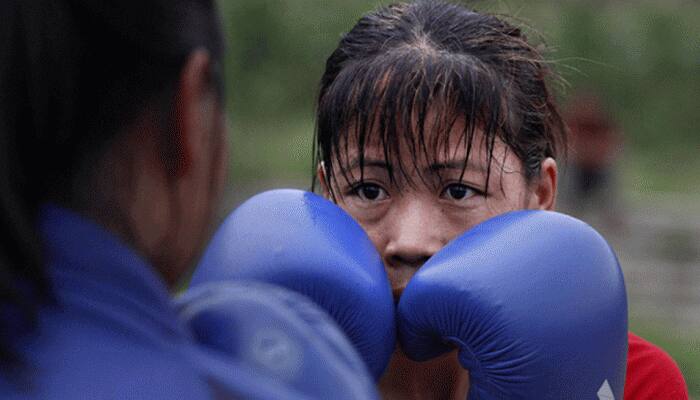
(397, 211, 628, 399)
(177, 281, 379, 399)
(190, 189, 395, 379)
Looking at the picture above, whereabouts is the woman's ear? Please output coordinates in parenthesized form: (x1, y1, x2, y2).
(173, 49, 215, 178)
(532, 157, 557, 211)
(316, 162, 331, 199)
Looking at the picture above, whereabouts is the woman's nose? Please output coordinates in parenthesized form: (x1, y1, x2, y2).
(382, 197, 446, 297)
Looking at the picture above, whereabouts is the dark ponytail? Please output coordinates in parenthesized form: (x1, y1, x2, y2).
(0, 0, 224, 366)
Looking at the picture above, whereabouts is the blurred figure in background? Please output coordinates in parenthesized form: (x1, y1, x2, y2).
(560, 90, 625, 230)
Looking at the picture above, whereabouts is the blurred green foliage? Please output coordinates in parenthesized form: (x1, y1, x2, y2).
(218, 0, 700, 192)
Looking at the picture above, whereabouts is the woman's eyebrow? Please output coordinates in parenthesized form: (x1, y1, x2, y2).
(346, 157, 393, 171)
(427, 161, 487, 174)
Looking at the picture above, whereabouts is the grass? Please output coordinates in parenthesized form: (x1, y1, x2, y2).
(621, 148, 700, 196)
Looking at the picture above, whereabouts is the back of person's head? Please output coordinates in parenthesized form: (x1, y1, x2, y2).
(315, 0, 566, 195)
(0, 0, 224, 365)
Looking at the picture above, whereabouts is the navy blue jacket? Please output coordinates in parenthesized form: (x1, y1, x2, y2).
(0, 205, 301, 399)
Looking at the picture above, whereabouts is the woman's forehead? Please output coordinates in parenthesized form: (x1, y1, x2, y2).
(336, 117, 495, 167)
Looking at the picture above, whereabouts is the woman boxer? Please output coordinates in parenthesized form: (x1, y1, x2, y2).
(313, 1, 688, 399)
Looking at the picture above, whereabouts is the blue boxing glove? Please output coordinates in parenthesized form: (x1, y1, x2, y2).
(190, 189, 395, 380)
(177, 281, 378, 399)
(397, 211, 628, 399)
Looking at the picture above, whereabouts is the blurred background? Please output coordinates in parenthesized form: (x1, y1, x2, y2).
(217, 0, 699, 395)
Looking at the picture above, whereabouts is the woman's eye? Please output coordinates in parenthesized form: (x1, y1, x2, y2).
(441, 183, 477, 201)
(352, 183, 388, 201)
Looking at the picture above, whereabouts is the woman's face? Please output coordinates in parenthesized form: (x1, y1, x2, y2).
(324, 117, 557, 300)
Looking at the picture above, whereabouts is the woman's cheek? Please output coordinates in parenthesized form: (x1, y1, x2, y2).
(440, 201, 502, 239)
(339, 206, 386, 249)
(340, 198, 387, 225)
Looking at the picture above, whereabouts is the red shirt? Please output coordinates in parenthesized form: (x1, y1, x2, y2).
(625, 332, 688, 400)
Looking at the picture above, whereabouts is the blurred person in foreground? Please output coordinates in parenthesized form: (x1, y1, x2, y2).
(0, 1, 377, 398)
(312, 1, 688, 399)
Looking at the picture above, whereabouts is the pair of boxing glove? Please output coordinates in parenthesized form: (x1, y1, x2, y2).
(182, 189, 628, 399)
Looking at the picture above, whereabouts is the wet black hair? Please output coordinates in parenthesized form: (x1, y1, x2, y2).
(0, 0, 224, 365)
(313, 0, 566, 197)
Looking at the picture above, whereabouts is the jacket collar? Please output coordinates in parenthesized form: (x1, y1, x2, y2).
(39, 204, 190, 340)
